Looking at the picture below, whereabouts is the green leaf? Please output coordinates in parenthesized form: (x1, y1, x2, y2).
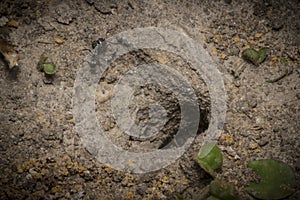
(242, 48, 260, 65)
(210, 179, 239, 200)
(196, 142, 223, 177)
(242, 48, 266, 66)
(246, 159, 296, 199)
(43, 63, 57, 75)
(37, 53, 48, 71)
(257, 48, 266, 64)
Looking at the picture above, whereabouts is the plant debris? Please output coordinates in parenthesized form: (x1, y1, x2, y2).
(0, 38, 19, 69)
(54, 38, 64, 44)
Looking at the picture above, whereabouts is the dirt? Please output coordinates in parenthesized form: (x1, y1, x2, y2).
(0, 0, 299, 199)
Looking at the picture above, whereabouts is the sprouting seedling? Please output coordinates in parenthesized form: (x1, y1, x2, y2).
(246, 159, 296, 199)
(37, 53, 57, 75)
(196, 142, 223, 177)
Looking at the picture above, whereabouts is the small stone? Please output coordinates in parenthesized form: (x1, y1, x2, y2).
(29, 168, 37, 174)
(77, 191, 86, 198)
(203, 8, 210, 15)
(248, 99, 257, 108)
(105, 74, 117, 83)
(225, 146, 239, 159)
(233, 80, 240, 87)
(0, 16, 8, 27)
(255, 33, 263, 39)
(55, 3, 74, 25)
(43, 75, 54, 84)
(229, 46, 240, 56)
(240, 129, 252, 137)
(269, 15, 284, 30)
(258, 137, 269, 147)
(249, 143, 258, 150)
(26, 174, 33, 179)
(224, 0, 232, 4)
(233, 37, 239, 43)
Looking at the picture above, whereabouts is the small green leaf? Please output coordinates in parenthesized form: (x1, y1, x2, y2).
(257, 48, 266, 64)
(37, 53, 48, 71)
(246, 159, 296, 199)
(196, 142, 222, 177)
(242, 48, 260, 65)
(43, 63, 57, 75)
(210, 179, 239, 200)
(242, 48, 266, 66)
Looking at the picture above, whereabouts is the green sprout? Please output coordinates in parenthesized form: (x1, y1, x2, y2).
(196, 142, 223, 177)
(37, 53, 57, 75)
(242, 48, 266, 66)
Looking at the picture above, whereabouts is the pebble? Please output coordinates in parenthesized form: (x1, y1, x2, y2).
(26, 174, 33, 180)
(55, 3, 74, 25)
(77, 191, 86, 198)
(29, 168, 38, 175)
(0, 16, 8, 27)
(83, 170, 93, 181)
(258, 137, 269, 147)
(225, 146, 240, 159)
(228, 46, 240, 56)
(240, 129, 252, 137)
(249, 143, 258, 150)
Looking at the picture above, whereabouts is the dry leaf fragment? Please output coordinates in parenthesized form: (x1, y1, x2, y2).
(7, 19, 19, 28)
(0, 38, 19, 69)
(54, 38, 64, 44)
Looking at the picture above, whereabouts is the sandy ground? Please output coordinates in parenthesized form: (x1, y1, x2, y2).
(0, 0, 299, 199)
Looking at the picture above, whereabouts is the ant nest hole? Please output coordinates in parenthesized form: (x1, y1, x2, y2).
(95, 49, 211, 153)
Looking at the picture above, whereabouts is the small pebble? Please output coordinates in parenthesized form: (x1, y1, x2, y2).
(0, 16, 8, 26)
(249, 143, 258, 150)
(259, 137, 269, 147)
(26, 174, 33, 180)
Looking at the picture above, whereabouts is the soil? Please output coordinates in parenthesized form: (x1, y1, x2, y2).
(0, 0, 299, 199)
